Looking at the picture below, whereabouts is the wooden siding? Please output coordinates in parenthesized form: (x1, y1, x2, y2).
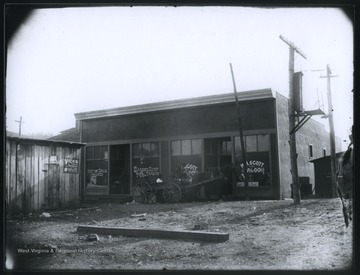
(6, 139, 83, 214)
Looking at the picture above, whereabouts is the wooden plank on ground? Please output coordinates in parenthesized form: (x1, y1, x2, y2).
(77, 225, 229, 242)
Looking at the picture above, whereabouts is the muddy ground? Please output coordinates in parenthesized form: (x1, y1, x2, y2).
(5, 198, 353, 271)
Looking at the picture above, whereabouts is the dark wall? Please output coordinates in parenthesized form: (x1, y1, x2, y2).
(82, 99, 276, 143)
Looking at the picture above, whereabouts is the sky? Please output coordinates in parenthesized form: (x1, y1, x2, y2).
(6, 6, 353, 149)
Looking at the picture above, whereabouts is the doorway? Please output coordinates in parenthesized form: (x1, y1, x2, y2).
(110, 144, 130, 194)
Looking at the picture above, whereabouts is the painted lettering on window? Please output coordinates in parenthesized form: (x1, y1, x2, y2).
(133, 166, 160, 178)
(240, 160, 265, 174)
(183, 164, 198, 177)
(87, 168, 108, 177)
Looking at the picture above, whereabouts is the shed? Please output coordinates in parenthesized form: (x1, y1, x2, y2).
(6, 136, 85, 214)
(309, 152, 344, 198)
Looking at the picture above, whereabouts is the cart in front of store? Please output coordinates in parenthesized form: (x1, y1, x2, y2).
(133, 164, 227, 203)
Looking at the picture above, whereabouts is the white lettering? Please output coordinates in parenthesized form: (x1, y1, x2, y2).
(133, 166, 160, 178)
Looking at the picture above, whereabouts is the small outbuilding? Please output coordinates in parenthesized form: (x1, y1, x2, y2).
(5, 136, 85, 214)
(309, 152, 344, 197)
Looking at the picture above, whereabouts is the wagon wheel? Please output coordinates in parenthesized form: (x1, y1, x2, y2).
(134, 180, 155, 204)
(162, 182, 182, 203)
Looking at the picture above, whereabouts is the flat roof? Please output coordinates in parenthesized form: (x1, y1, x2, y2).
(75, 88, 274, 121)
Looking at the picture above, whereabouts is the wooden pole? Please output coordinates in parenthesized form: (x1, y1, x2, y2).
(288, 48, 301, 204)
(325, 64, 338, 198)
(229, 63, 249, 200)
(15, 116, 24, 137)
(280, 35, 306, 204)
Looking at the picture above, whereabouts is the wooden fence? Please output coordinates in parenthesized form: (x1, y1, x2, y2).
(5, 137, 85, 214)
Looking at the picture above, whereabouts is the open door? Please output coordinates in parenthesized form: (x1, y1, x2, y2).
(110, 144, 131, 195)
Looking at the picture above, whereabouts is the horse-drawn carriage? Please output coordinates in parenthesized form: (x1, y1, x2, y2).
(133, 164, 228, 203)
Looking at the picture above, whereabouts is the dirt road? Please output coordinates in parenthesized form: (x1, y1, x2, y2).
(5, 198, 353, 271)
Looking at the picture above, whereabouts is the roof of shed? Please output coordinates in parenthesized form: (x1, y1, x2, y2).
(48, 127, 81, 143)
(74, 88, 274, 121)
(309, 152, 345, 163)
(7, 136, 85, 147)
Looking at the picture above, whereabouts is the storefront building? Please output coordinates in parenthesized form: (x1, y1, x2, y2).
(73, 88, 341, 201)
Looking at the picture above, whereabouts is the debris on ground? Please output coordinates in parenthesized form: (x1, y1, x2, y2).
(130, 213, 147, 218)
(39, 212, 51, 218)
(86, 233, 99, 242)
(6, 199, 353, 270)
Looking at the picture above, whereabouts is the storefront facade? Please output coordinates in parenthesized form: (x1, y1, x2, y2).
(74, 88, 340, 201)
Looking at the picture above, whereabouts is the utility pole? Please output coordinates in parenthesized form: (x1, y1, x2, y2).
(229, 63, 249, 200)
(15, 116, 24, 137)
(280, 35, 307, 204)
(320, 64, 338, 197)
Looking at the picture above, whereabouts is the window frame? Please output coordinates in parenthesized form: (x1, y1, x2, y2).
(132, 142, 160, 159)
(309, 144, 314, 159)
(171, 139, 202, 156)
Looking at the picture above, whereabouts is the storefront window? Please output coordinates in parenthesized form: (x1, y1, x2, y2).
(204, 137, 232, 176)
(246, 135, 257, 152)
(132, 142, 160, 185)
(171, 139, 202, 172)
(181, 140, 191, 155)
(171, 139, 202, 156)
(234, 134, 271, 186)
(171, 141, 181, 156)
(192, 139, 202, 155)
(221, 140, 232, 155)
(142, 143, 151, 157)
(85, 145, 109, 195)
(258, 134, 269, 152)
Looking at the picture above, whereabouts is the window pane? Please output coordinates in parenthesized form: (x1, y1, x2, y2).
(192, 139, 202, 155)
(221, 141, 227, 154)
(182, 140, 191, 155)
(204, 140, 211, 155)
(234, 136, 243, 153)
(221, 140, 232, 155)
(309, 145, 313, 158)
(171, 141, 181, 156)
(227, 141, 232, 154)
(246, 135, 257, 152)
(110, 146, 118, 159)
(151, 142, 159, 157)
(132, 143, 141, 157)
(257, 135, 269, 151)
(94, 146, 102, 159)
(211, 141, 218, 155)
(86, 147, 94, 159)
(142, 143, 151, 157)
(101, 146, 108, 159)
